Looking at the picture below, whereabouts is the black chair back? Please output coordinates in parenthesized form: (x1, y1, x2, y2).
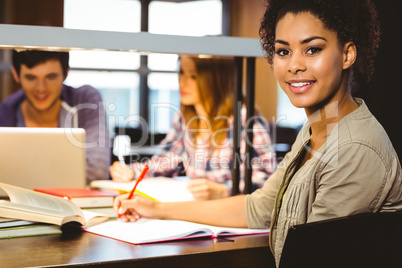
(279, 212, 402, 268)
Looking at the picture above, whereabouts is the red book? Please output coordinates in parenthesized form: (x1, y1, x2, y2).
(34, 187, 116, 208)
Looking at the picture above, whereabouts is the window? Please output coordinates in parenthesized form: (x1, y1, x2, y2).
(148, 1, 222, 36)
(63, 0, 223, 136)
(64, 0, 141, 32)
(147, 0, 222, 132)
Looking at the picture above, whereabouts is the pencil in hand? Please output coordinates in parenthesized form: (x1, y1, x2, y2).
(117, 163, 149, 219)
(127, 164, 149, 199)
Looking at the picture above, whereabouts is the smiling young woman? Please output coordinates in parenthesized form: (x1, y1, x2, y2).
(273, 11, 360, 157)
(273, 13, 355, 111)
(113, 1, 402, 267)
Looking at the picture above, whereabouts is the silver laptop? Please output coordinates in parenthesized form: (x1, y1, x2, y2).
(0, 127, 86, 195)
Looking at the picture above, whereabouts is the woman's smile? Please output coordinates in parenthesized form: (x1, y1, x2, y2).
(287, 80, 316, 94)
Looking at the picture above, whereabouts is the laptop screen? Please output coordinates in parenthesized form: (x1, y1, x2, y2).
(0, 127, 86, 196)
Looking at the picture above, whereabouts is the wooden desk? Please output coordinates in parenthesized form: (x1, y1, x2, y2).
(0, 231, 275, 267)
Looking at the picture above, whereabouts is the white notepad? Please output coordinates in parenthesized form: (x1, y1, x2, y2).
(90, 177, 195, 202)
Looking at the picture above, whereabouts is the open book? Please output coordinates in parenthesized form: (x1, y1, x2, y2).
(0, 183, 109, 228)
(84, 218, 269, 244)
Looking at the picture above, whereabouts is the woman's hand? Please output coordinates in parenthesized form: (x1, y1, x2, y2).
(187, 179, 229, 200)
(110, 161, 134, 182)
(113, 193, 161, 222)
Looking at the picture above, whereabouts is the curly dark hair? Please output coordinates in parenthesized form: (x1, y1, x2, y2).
(259, 0, 381, 90)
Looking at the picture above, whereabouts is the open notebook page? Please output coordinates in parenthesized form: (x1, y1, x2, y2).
(84, 218, 269, 244)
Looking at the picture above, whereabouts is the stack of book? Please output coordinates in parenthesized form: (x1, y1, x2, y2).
(0, 183, 110, 239)
(34, 187, 117, 219)
(0, 217, 62, 239)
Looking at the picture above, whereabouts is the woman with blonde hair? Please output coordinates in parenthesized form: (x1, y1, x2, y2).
(110, 55, 275, 200)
